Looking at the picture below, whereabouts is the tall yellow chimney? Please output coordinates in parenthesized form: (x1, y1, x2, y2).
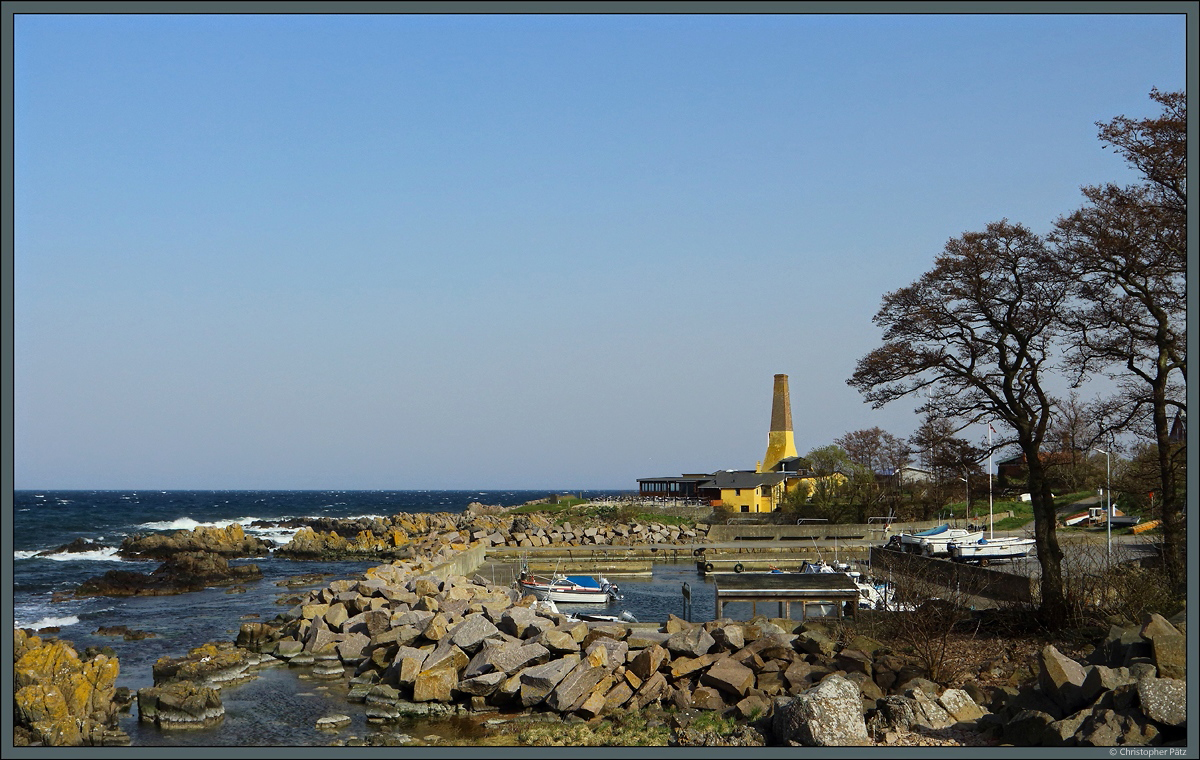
(762, 374, 798, 472)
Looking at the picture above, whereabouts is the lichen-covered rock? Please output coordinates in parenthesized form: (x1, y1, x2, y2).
(137, 681, 225, 729)
(1137, 677, 1186, 728)
(412, 659, 458, 702)
(151, 641, 256, 688)
(771, 674, 870, 746)
(120, 522, 272, 559)
(938, 687, 987, 723)
(665, 626, 716, 658)
(13, 629, 126, 746)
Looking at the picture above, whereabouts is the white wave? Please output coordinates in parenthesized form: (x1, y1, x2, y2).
(43, 547, 125, 562)
(16, 547, 126, 562)
(248, 527, 303, 544)
(16, 614, 80, 630)
(137, 517, 218, 531)
(136, 515, 274, 532)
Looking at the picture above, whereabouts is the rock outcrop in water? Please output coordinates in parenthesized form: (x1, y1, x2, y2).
(34, 537, 112, 557)
(135, 640, 273, 730)
(13, 629, 129, 746)
(76, 552, 262, 597)
(119, 522, 272, 559)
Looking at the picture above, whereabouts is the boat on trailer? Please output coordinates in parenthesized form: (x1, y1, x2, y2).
(1063, 506, 1141, 529)
(947, 536, 1036, 565)
(896, 524, 984, 556)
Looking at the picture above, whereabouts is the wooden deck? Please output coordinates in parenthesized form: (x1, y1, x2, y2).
(713, 572, 860, 620)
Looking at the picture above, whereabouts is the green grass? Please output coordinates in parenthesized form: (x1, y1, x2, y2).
(633, 513, 692, 526)
(509, 502, 569, 515)
(515, 503, 698, 528)
(684, 711, 740, 735)
(985, 490, 1105, 531)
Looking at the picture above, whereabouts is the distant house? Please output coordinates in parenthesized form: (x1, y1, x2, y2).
(996, 451, 1077, 480)
(707, 470, 790, 513)
(877, 466, 932, 486)
(1169, 411, 1186, 444)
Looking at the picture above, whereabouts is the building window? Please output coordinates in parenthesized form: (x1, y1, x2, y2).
(741, 505, 749, 513)
(735, 489, 741, 496)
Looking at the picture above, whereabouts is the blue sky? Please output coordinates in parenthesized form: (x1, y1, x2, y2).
(13, 12, 1187, 489)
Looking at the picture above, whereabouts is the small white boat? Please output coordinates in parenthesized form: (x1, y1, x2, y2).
(564, 610, 639, 624)
(896, 524, 959, 551)
(897, 524, 983, 556)
(517, 570, 621, 604)
(1063, 506, 1140, 528)
(948, 536, 1036, 565)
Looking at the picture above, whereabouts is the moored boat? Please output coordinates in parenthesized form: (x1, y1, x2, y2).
(516, 570, 621, 603)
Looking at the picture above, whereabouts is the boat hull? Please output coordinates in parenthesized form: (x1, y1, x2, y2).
(949, 538, 1035, 564)
(517, 579, 614, 604)
(917, 531, 984, 556)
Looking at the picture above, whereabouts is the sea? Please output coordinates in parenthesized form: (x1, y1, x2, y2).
(10, 489, 722, 746)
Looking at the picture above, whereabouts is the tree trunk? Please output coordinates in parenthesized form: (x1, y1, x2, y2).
(1151, 377, 1184, 591)
(1027, 452, 1068, 628)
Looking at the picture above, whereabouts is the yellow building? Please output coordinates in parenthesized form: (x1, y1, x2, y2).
(638, 373, 831, 513)
(760, 374, 798, 473)
(712, 470, 788, 513)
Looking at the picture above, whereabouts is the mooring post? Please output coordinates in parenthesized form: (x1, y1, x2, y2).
(682, 582, 692, 622)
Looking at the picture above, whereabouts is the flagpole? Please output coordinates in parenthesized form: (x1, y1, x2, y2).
(988, 423, 994, 539)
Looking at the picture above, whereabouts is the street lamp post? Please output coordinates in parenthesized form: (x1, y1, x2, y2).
(958, 474, 969, 523)
(1093, 448, 1112, 565)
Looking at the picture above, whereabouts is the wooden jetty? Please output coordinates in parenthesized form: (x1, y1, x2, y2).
(714, 572, 860, 620)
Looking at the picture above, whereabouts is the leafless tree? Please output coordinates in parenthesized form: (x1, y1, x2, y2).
(1051, 89, 1187, 589)
(849, 220, 1072, 628)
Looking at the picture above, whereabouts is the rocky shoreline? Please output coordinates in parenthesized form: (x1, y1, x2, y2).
(15, 508, 1188, 747)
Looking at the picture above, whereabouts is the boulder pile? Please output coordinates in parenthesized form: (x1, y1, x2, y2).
(222, 560, 1001, 745)
(978, 612, 1186, 746)
(272, 512, 710, 560)
(13, 629, 129, 746)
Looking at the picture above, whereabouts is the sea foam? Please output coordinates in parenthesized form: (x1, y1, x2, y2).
(17, 614, 81, 631)
(15, 547, 126, 562)
(136, 516, 264, 532)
